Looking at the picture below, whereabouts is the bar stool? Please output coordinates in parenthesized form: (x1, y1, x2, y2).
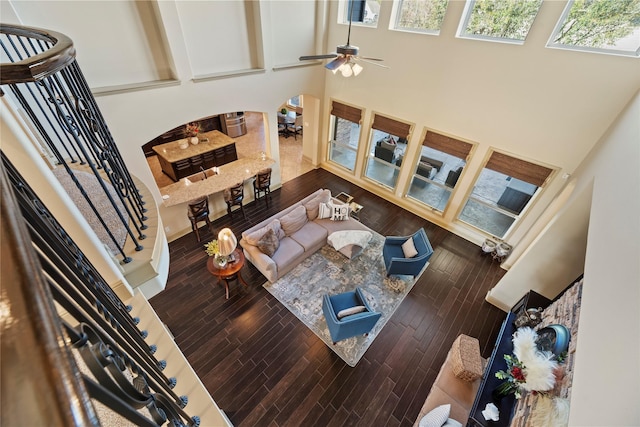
(187, 196, 212, 242)
(253, 168, 272, 201)
(224, 182, 246, 219)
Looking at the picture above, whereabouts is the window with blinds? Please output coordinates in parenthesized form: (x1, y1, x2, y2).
(365, 114, 413, 189)
(328, 100, 364, 172)
(406, 130, 473, 213)
(458, 149, 555, 238)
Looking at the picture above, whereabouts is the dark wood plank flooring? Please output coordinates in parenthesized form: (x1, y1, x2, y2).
(149, 168, 507, 427)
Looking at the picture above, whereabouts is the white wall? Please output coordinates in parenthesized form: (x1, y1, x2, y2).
(7, 1, 174, 87)
(568, 92, 640, 426)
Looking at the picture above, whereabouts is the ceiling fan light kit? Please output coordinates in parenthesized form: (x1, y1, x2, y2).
(298, 3, 386, 77)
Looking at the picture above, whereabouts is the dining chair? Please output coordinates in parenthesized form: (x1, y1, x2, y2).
(253, 168, 272, 201)
(187, 196, 212, 242)
(288, 114, 303, 140)
(224, 182, 246, 219)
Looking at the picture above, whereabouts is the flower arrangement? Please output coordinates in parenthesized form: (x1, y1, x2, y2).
(186, 122, 201, 137)
(495, 327, 559, 399)
(204, 240, 218, 257)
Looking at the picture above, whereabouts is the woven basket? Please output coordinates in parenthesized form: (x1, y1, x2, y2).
(450, 334, 483, 382)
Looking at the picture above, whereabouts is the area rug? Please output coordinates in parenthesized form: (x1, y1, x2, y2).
(263, 231, 427, 367)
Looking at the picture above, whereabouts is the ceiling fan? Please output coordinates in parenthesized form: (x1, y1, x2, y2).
(299, 2, 387, 77)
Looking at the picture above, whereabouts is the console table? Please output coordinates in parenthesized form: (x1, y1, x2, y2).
(153, 130, 237, 182)
(468, 291, 551, 427)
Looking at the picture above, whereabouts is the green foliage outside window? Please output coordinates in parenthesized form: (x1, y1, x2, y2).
(464, 0, 543, 41)
(397, 0, 449, 32)
(553, 0, 640, 48)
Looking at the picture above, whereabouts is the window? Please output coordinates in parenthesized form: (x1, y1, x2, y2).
(393, 0, 450, 34)
(328, 101, 363, 172)
(458, 151, 553, 238)
(548, 0, 640, 57)
(340, 0, 380, 26)
(458, 0, 543, 44)
(287, 96, 301, 108)
(406, 131, 473, 212)
(365, 114, 412, 189)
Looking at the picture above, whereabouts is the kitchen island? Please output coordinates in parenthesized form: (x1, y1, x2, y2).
(160, 154, 275, 207)
(153, 130, 238, 182)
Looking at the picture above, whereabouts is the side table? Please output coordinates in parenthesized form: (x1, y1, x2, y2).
(206, 248, 248, 299)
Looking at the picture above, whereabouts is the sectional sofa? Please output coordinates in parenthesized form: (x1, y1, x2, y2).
(240, 189, 373, 283)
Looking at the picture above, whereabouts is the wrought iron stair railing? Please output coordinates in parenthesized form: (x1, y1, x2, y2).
(1, 152, 200, 426)
(0, 23, 147, 263)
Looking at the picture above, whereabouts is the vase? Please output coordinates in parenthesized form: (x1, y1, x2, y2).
(190, 136, 199, 145)
(492, 380, 518, 400)
(214, 255, 227, 268)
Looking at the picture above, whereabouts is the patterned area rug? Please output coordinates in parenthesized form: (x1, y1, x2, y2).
(263, 231, 427, 367)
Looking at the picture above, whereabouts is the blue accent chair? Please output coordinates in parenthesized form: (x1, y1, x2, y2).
(382, 228, 433, 277)
(322, 288, 382, 344)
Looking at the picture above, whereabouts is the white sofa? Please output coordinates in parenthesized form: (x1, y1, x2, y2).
(240, 189, 372, 282)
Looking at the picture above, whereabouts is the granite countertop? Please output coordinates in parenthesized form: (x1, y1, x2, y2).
(152, 130, 235, 163)
(160, 154, 275, 207)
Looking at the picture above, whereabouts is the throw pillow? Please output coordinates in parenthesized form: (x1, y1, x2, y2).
(303, 189, 331, 220)
(280, 205, 308, 236)
(336, 305, 366, 319)
(418, 404, 451, 427)
(244, 219, 284, 246)
(256, 228, 279, 257)
(330, 202, 350, 221)
(402, 237, 418, 258)
(318, 202, 332, 219)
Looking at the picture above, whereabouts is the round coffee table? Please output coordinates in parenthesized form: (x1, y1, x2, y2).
(206, 248, 248, 299)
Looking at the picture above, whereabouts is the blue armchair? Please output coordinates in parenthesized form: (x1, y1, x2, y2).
(383, 228, 433, 277)
(322, 288, 381, 344)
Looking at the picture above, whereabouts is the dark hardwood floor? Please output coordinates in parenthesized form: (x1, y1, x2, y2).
(149, 168, 507, 427)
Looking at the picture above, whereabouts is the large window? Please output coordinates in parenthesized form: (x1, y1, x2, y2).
(392, 0, 450, 34)
(406, 131, 473, 212)
(341, 0, 380, 26)
(458, 151, 553, 238)
(458, 0, 543, 43)
(328, 101, 363, 172)
(548, 0, 640, 57)
(365, 114, 412, 189)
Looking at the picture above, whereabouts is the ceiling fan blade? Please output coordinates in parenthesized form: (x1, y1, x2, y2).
(356, 57, 389, 68)
(358, 57, 384, 62)
(299, 54, 338, 61)
(325, 56, 348, 71)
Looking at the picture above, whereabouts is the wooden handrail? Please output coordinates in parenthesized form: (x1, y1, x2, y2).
(1, 167, 99, 426)
(0, 24, 76, 84)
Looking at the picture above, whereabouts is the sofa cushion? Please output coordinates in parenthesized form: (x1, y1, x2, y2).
(243, 219, 284, 245)
(420, 387, 469, 426)
(270, 237, 305, 270)
(330, 202, 350, 221)
(318, 202, 332, 219)
(418, 404, 450, 427)
(434, 350, 481, 412)
(337, 305, 366, 319)
(402, 237, 418, 258)
(289, 221, 328, 252)
(303, 189, 332, 220)
(256, 228, 279, 257)
(280, 205, 309, 236)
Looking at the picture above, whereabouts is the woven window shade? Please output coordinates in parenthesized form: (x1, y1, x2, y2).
(371, 114, 411, 139)
(331, 101, 362, 123)
(423, 131, 473, 160)
(486, 151, 553, 187)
